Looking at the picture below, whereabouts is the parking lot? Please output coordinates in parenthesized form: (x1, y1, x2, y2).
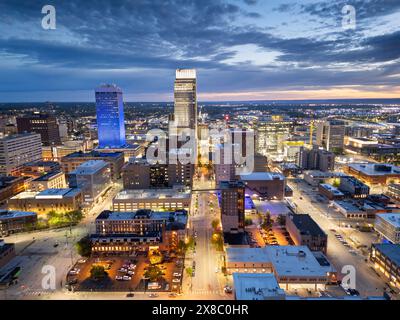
(66, 253, 184, 293)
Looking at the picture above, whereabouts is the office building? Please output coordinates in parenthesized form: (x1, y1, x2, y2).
(0, 133, 42, 176)
(375, 213, 400, 244)
(233, 273, 286, 300)
(20, 161, 60, 179)
(256, 116, 292, 160)
(386, 183, 400, 201)
(214, 144, 235, 185)
(318, 184, 344, 200)
(344, 163, 400, 185)
(316, 120, 345, 152)
(297, 145, 335, 172)
(68, 160, 111, 206)
(91, 209, 188, 253)
(338, 176, 370, 198)
(283, 141, 304, 163)
(0, 210, 37, 236)
(174, 69, 197, 135)
(219, 180, 245, 234)
(240, 172, 286, 200)
(113, 187, 191, 212)
(225, 246, 336, 290)
(61, 151, 124, 181)
(286, 214, 328, 254)
(95, 84, 126, 148)
(29, 171, 67, 192)
(370, 244, 400, 289)
(122, 157, 194, 189)
(0, 176, 26, 204)
(16, 113, 61, 146)
(8, 188, 83, 216)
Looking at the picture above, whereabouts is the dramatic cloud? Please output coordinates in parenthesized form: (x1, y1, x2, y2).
(0, 0, 399, 101)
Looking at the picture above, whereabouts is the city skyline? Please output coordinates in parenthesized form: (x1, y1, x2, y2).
(0, 0, 399, 102)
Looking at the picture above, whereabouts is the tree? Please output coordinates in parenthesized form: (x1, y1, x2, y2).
(277, 214, 286, 226)
(75, 236, 92, 257)
(177, 240, 187, 255)
(245, 218, 253, 226)
(185, 267, 193, 277)
(144, 265, 163, 281)
(211, 219, 220, 231)
(149, 250, 163, 265)
(90, 265, 107, 280)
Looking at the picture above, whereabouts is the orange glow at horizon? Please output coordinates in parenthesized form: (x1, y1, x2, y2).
(198, 86, 400, 101)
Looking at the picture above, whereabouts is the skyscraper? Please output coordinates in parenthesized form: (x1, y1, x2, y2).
(16, 113, 61, 146)
(174, 69, 197, 134)
(316, 120, 345, 152)
(95, 84, 126, 149)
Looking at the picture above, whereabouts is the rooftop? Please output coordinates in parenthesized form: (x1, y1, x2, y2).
(33, 170, 63, 182)
(69, 160, 109, 175)
(240, 172, 284, 181)
(233, 273, 285, 300)
(114, 187, 190, 201)
(96, 209, 188, 225)
(348, 163, 400, 176)
(63, 151, 123, 159)
(319, 184, 344, 196)
(288, 214, 327, 237)
(227, 246, 334, 277)
(376, 213, 400, 228)
(0, 210, 37, 220)
(11, 188, 81, 200)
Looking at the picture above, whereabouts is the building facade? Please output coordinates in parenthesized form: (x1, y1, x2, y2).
(286, 214, 328, 254)
(370, 244, 400, 290)
(61, 151, 124, 181)
(8, 188, 83, 216)
(68, 160, 111, 206)
(16, 113, 61, 146)
(95, 84, 126, 148)
(219, 180, 245, 234)
(316, 120, 345, 152)
(0, 210, 37, 236)
(174, 69, 197, 135)
(297, 145, 335, 172)
(0, 133, 42, 176)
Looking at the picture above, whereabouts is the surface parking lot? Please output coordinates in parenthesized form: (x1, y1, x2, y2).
(66, 254, 184, 292)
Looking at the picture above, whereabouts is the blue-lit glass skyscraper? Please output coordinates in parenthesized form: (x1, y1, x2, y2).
(95, 84, 126, 148)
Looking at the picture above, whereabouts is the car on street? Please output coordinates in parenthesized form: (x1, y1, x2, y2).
(148, 293, 158, 298)
(126, 293, 134, 298)
(68, 268, 80, 275)
(172, 278, 180, 283)
(173, 272, 181, 277)
(224, 286, 233, 294)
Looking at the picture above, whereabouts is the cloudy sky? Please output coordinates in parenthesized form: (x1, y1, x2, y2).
(0, 0, 399, 102)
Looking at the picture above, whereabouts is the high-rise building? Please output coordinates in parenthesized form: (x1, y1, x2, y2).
(219, 180, 245, 234)
(95, 84, 126, 148)
(68, 160, 111, 206)
(316, 120, 345, 152)
(0, 133, 42, 176)
(16, 113, 61, 146)
(256, 115, 292, 160)
(174, 69, 197, 136)
(297, 145, 335, 172)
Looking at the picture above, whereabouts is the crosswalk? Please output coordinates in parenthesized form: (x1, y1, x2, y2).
(189, 289, 224, 295)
